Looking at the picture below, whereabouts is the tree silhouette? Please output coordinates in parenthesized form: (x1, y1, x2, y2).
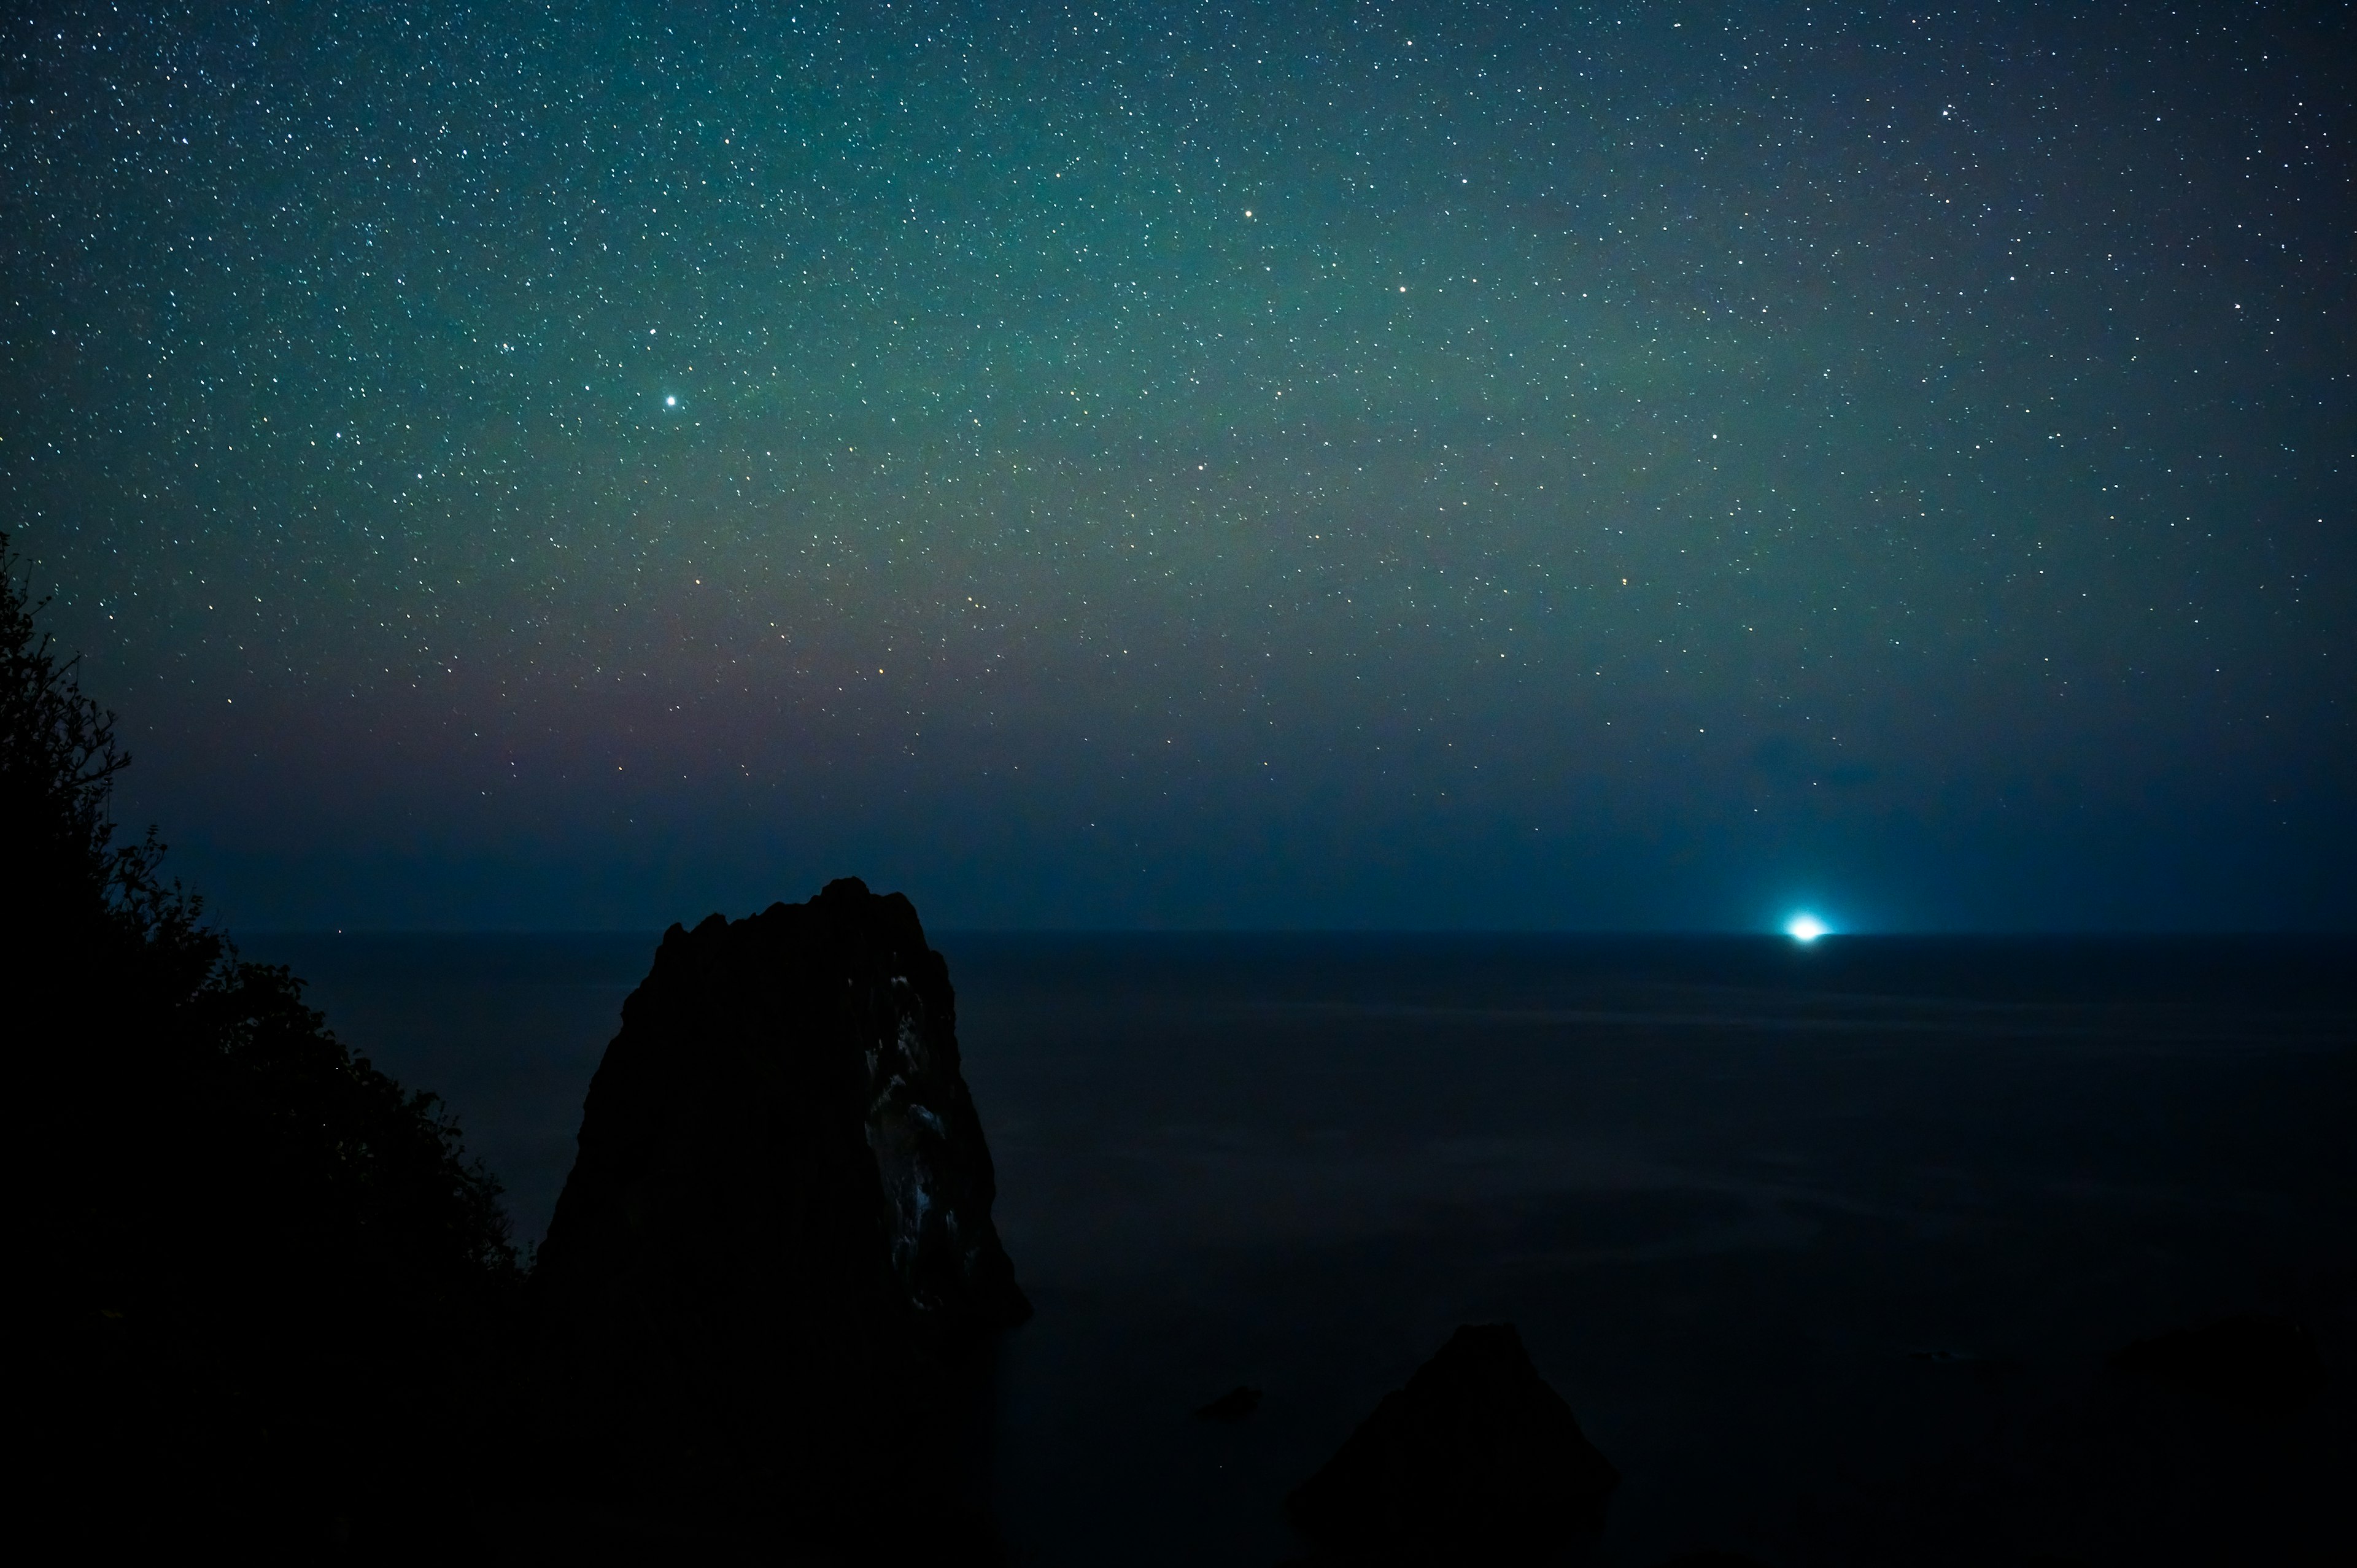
(9, 534, 519, 1549)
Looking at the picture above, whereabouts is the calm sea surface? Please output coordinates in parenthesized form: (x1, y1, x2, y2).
(241, 932, 2356, 1566)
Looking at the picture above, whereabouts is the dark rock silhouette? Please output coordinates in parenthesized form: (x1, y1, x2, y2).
(525, 879, 1028, 1550)
(1287, 1323, 1618, 1564)
(2111, 1313, 2323, 1416)
(12, 533, 519, 1551)
(1197, 1385, 1264, 1422)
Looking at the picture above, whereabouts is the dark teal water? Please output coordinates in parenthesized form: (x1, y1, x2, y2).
(242, 932, 2357, 1566)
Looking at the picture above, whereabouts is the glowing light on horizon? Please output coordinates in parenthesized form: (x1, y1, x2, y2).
(1786, 914, 1829, 942)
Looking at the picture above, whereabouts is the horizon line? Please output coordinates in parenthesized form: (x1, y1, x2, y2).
(233, 925, 2357, 940)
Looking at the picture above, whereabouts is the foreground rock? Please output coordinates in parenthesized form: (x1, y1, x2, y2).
(1288, 1323, 1618, 1564)
(525, 879, 1027, 1551)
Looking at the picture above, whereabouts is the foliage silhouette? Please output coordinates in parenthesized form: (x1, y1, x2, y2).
(9, 533, 519, 1550)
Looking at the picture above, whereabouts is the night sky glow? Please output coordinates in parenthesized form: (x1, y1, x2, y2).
(6, 2, 2351, 929)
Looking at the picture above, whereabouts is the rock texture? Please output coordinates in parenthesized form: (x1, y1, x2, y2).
(1288, 1323, 1618, 1564)
(525, 878, 1026, 1545)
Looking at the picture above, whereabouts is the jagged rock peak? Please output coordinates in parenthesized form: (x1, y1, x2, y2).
(527, 878, 1025, 1534)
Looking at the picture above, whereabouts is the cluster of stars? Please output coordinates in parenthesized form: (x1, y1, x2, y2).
(1, 0, 2347, 926)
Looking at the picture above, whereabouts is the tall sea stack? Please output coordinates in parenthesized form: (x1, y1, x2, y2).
(527, 878, 1027, 1550)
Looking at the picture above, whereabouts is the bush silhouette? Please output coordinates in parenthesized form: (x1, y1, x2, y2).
(9, 533, 518, 1548)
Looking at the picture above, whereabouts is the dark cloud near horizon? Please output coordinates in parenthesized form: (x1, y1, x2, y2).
(5, 0, 2351, 930)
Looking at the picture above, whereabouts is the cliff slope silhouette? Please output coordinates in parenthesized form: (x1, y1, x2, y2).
(9, 534, 519, 1550)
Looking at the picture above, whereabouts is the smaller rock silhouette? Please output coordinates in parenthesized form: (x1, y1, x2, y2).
(2111, 1313, 2323, 1416)
(1197, 1386, 1263, 1422)
(1287, 1323, 1617, 1564)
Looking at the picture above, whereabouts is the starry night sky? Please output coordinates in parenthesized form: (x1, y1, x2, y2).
(6, 1, 2351, 930)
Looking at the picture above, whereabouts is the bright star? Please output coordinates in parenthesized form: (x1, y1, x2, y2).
(665, 395, 678, 406)
(1786, 914, 1829, 942)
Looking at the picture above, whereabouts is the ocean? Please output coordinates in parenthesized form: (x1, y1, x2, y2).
(241, 930, 2356, 1566)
